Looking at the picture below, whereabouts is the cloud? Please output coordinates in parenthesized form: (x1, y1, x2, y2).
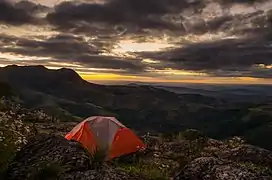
(0, 0, 34, 24)
(218, 0, 268, 7)
(0, 33, 145, 74)
(0, 0, 51, 25)
(0, 33, 100, 57)
(44, 0, 272, 37)
(0, 28, 271, 78)
(75, 54, 145, 73)
(1, 0, 271, 80)
(46, 0, 208, 32)
(14, 0, 50, 13)
(139, 33, 272, 78)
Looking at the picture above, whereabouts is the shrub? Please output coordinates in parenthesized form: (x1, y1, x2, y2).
(0, 99, 37, 178)
(181, 129, 206, 141)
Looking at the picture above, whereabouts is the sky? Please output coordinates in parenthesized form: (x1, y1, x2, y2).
(0, 0, 271, 85)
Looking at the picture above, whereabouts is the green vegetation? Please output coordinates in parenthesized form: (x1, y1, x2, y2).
(239, 162, 272, 175)
(90, 146, 108, 168)
(0, 99, 37, 179)
(0, 127, 17, 178)
(161, 130, 208, 168)
(112, 129, 210, 179)
(116, 159, 169, 180)
(0, 82, 15, 98)
(0, 66, 272, 150)
(0, 113, 21, 178)
(0, 67, 272, 179)
(29, 162, 65, 180)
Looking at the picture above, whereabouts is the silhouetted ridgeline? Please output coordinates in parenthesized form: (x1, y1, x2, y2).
(0, 65, 271, 151)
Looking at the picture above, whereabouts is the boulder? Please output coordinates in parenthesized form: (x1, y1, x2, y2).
(218, 144, 272, 168)
(5, 134, 143, 180)
(174, 157, 272, 180)
(5, 134, 91, 180)
(173, 139, 272, 180)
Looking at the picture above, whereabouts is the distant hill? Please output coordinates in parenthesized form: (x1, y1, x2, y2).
(156, 84, 272, 103)
(0, 82, 16, 98)
(0, 65, 271, 150)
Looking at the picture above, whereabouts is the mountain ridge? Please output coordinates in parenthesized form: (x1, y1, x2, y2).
(0, 65, 271, 150)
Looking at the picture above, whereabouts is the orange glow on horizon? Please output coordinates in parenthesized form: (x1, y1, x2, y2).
(79, 72, 272, 85)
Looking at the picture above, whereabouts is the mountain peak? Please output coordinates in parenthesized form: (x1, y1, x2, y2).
(5, 64, 47, 70)
(55, 67, 84, 82)
(0, 65, 85, 87)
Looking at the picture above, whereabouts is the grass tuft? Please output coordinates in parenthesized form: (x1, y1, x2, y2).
(90, 146, 108, 168)
(29, 162, 65, 180)
(115, 159, 169, 180)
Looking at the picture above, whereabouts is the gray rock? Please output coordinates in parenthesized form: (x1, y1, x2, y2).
(60, 166, 143, 180)
(174, 157, 272, 180)
(6, 134, 91, 180)
(5, 134, 143, 180)
(218, 145, 272, 168)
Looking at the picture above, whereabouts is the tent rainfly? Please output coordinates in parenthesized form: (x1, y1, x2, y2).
(65, 116, 146, 160)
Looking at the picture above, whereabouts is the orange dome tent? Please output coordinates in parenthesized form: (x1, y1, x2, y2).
(65, 116, 146, 160)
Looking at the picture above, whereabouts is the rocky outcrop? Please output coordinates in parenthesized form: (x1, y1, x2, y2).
(60, 166, 142, 180)
(174, 157, 272, 180)
(218, 144, 272, 168)
(5, 134, 142, 180)
(5, 134, 91, 180)
(3, 129, 272, 180)
(142, 131, 272, 180)
(171, 135, 272, 180)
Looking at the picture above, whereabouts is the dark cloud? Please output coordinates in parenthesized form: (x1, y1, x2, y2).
(0, 0, 50, 25)
(1, 0, 271, 79)
(46, 0, 207, 31)
(14, 0, 50, 13)
(1, 30, 271, 78)
(182, 9, 272, 35)
(0, 34, 101, 57)
(211, 68, 272, 78)
(45, 0, 272, 36)
(218, 0, 268, 7)
(75, 54, 145, 73)
(139, 34, 272, 78)
(0, 33, 145, 74)
(0, 0, 34, 24)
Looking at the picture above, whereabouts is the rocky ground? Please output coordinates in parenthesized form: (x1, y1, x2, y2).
(0, 99, 272, 180)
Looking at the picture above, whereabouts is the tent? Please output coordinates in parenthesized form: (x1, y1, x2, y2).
(65, 116, 146, 160)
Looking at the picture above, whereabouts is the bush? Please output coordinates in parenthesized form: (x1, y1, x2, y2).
(0, 100, 37, 178)
(181, 129, 207, 141)
(0, 127, 18, 178)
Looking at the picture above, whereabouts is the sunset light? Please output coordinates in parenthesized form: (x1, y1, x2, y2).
(112, 39, 173, 53)
(1, 1, 272, 176)
(0, 0, 271, 85)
